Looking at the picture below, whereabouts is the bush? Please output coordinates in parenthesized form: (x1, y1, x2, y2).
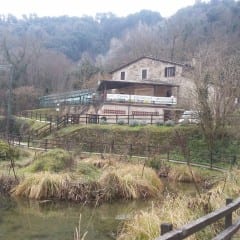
(165, 120, 175, 126)
(147, 157, 163, 170)
(26, 149, 73, 172)
(155, 120, 164, 126)
(0, 140, 20, 161)
(77, 162, 100, 180)
(139, 121, 147, 126)
(100, 117, 107, 124)
(129, 120, 139, 127)
(117, 119, 125, 125)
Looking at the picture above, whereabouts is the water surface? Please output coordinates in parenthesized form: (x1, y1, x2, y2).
(0, 181, 198, 240)
(0, 197, 153, 240)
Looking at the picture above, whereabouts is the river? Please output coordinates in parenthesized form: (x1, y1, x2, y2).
(0, 181, 197, 240)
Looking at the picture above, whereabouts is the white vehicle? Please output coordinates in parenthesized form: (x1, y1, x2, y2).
(178, 110, 200, 124)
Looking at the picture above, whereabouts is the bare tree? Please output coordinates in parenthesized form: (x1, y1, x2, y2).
(191, 44, 240, 164)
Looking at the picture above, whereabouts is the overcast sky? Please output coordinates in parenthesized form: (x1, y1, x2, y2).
(0, 0, 199, 18)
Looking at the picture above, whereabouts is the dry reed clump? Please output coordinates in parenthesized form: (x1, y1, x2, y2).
(68, 181, 102, 203)
(117, 194, 201, 240)
(12, 172, 71, 200)
(117, 170, 240, 240)
(11, 161, 164, 203)
(99, 164, 163, 201)
(168, 165, 203, 183)
(117, 192, 225, 240)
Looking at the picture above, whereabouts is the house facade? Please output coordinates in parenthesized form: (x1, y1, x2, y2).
(94, 56, 193, 122)
(39, 56, 194, 123)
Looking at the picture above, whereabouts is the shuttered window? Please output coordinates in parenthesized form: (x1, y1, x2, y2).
(120, 71, 125, 80)
(165, 67, 176, 77)
(142, 69, 147, 79)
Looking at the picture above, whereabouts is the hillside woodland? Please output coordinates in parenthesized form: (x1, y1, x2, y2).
(0, 0, 239, 113)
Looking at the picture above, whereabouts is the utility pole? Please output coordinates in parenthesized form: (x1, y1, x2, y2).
(0, 64, 13, 136)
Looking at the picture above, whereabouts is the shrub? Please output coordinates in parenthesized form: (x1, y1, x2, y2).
(0, 140, 20, 161)
(155, 120, 164, 126)
(129, 120, 139, 127)
(165, 120, 175, 126)
(26, 149, 73, 172)
(117, 119, 125, 125)
(77, 162, 100, 181)
(139, 120, 147, 126)
(99, 117, 107, 124)
(147, 157, 164, 170)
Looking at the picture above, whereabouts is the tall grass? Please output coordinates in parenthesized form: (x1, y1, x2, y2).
(117, 169, 240, 240)
(99, 164, 163, 201)
(12, 160, 163, 203)
(12, 172, 71, 199)
(168, 164, 203, 183)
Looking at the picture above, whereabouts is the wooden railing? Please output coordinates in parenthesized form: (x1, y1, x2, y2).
(158, 198, 240, 240)
(32, 122, 52, 138)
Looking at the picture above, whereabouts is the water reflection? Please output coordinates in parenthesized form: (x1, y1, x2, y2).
(0, 181, 197, 240)
(0, 197, 153, 240)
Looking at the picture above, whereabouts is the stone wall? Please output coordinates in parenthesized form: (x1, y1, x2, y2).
(112, 58, 182, 82)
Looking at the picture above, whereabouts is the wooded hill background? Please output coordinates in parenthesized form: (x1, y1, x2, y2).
(0, 0, 239, 112)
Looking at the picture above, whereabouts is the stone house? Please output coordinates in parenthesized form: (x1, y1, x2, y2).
(39, 56, 194, 123)
(94, 56, 193, 122)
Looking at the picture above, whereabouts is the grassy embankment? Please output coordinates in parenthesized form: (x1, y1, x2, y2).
(5, 114, 240, 170)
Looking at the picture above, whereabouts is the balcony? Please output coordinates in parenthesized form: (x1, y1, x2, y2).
(106, 94, 177, 105)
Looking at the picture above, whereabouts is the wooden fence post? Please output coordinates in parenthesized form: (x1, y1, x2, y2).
(27, 136, 30, 148)
(161, 223, 173, 235)
(225, 198, 233, 240)
(129, 144, 133, 156)
(225, 198, 233, 228)
(45, 139, 48, 151)
(111, 140, 114, 153)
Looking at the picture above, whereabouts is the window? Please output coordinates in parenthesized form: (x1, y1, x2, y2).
(104, 109, 126, 115)
(165, 67, 176, 77)
(120, 71, 125, 80)
(142, 69, 147, 80)
(166, 90, 172, 97)
(132, 111, 159, 116)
